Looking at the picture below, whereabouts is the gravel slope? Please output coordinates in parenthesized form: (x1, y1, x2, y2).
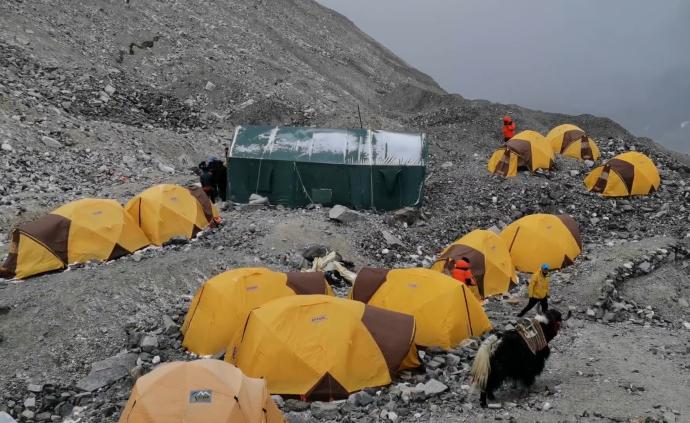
(0, 1, 689, 422)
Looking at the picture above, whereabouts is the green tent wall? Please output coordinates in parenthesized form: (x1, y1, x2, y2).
(227, 126, 427, 210)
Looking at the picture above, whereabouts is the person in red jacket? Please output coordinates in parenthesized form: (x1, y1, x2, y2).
(451, 257, 476, 287)
(502, 116, 516, 142)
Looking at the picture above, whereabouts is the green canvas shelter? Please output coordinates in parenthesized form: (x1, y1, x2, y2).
(227, 125, 427, 210)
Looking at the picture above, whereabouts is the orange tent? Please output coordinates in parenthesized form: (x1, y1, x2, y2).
(120, 359, 284, 422)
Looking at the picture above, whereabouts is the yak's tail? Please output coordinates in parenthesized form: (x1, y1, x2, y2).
(471, 335, 500, 391)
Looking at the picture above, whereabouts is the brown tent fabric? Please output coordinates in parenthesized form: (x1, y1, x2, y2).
(0, 215, 71, 278)
(350, 268, 390, 303)
(557, 215, 583, 250)
(187, 186, 216, 222)
(579, 136, 594, 160)
(561, 130, 596, 160)
(591, 168, 609, 193)
(361, 305, 417, 376)
(107, 243, 131, 261)
(18, 214, 71, 263)
(494, 149, 512, 177)
(507, 139, 533, 168)
(437, 244, 487, 296)
(561, 129, 586, 152)
(0, 231, 20, 278)
(304, 372, 349, 402)
(285, 272, 330, 295)
(607, 158, 636, 193)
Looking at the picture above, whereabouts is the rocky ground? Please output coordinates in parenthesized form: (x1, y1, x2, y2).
(1, 1, 690, 422)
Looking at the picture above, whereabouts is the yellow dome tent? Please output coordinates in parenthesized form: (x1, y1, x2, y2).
(547, 124, 601, 160)
(431, 230, 517, 299)
(182, 268, 334, 356)
(0, 199, 150, 280)
(487, 130, 554, 177)
(349, 268, 492, 349)
(226, 295, 420, 401)
(125, 184, 219, 245)
(500, 214, 582, 272)
(119, 359, 284, 423)
(584, 151, 660, 197)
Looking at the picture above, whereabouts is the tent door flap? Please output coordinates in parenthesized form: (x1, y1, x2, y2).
(378, 169, 401, 194)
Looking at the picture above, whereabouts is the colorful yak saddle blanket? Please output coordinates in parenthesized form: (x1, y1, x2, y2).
(516, 318, 548, 354)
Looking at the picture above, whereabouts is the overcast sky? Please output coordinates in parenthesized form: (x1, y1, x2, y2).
(318, 0, 690, 153)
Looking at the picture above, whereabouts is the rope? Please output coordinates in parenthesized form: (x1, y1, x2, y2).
(293, 162, 315, 204)
(461, 285, 473, 336)
(412, 176, 424, 206)
(367, 129, 375, 209)
(254, 158, 263, 194)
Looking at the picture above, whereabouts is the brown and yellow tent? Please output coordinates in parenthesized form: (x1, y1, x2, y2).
(125, 184, 219, 245)
(119, 359, 284, 423)
(547, 124, 601, 160)
(226, 295, 419, 401)
(500, 214, 582, 272)
(431, 229, 517, 298)
(182, 268, 333, 356)
(584, 151, 660, 197)
(0, 199, 150, 280)
(349, 268, 492, 349)
(487, 130, 554, 177)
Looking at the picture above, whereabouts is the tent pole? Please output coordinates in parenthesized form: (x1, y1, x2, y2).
(508, 226, 521, 252)
(461, 285, 473, 336)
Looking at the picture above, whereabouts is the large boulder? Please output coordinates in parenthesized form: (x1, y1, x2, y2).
(329, 205, 363, 223)
(75, 351, 138, 392)
(0, 412, 17, 423)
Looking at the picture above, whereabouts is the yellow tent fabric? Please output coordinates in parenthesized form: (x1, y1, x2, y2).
(487, 130, 554, 177)
(119, 359, 284, 423)
(500, 214, 582, 272)
(52, 199, 150, 264)
(431, 229, 517, 299)
(0, 199, 150, 280)
(547, 124, 601, 160)
(182, 268, 334, 356)
(487, 148, 519, 177)
(349, 268, 492, 349)
(227, 295, 419, 400)
(584, 151, 660, 197)
(0, 232, 65, 279)
(125, 184, 219, 245)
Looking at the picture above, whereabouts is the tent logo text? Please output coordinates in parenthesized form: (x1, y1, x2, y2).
(407, 283, 418, 288)
(245, 285, 259, 291)
(189, 390, 212, 403)
(311, 315, 327, 323)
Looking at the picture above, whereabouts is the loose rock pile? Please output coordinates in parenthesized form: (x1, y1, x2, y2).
(2, 0, 690, 421)
(589, 243, 690, 326)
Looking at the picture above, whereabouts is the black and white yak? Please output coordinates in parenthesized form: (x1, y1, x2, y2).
(471, 309, 563, 407)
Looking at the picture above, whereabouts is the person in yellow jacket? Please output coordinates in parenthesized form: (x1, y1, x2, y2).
(517, 263, 550, 317)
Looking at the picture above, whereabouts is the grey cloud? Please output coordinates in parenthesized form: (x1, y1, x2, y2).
(319, 0, 690, 153)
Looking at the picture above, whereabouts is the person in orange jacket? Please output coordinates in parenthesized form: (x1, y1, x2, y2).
(451, 257, 476, 287)
(502, 116, 516, 142)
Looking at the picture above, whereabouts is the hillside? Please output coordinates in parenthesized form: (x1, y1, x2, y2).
(1, 1, 689, 422)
